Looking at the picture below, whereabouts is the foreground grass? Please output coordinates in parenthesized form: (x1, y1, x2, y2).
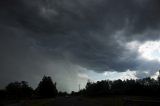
(23, 98, 54, 106)
(83, 96, 124, 106)
(83, 96, 160, 106)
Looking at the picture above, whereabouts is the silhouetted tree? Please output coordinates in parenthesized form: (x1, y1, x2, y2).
(5, 81, 33, 99)
(36, 76, 58, 98)
(85, 80, 110, 96)
(111, 79, 124, 94)
(0, 89, 6, 99)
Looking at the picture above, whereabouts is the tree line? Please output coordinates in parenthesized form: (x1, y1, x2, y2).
(74, 76, 160, 97)
(1, 74, 160, 101)
(0, 76, 58, 100)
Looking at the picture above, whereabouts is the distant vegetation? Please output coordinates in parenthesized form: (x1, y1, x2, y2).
(72, 72, 160, 97)
(77, 77, 160, 96)
(1, 73, 160, 104)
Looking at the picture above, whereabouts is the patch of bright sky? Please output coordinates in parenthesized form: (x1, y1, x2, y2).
(126, 40, 160, 62)
(138, 41, 160, 62)
(103, 69, 137, 80)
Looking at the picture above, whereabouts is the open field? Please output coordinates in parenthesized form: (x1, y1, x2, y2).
(83, 96, 124, 106)
(3, 99, 54, 106)
(83, 96, 160, 106)
(3, 96, 160, 106)
(22, 99, 55, 106)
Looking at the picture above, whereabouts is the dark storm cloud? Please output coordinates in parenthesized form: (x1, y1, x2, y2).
(1, 0, 160, 91)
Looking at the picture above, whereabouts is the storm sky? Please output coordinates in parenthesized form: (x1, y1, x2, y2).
(1, 0, 160, 92)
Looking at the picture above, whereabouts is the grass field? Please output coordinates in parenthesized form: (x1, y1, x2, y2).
(3, 96, 160, 106)
(22, 98, 54, 106)
(83, 96, 124, 106)
(83, 96, 160, 106)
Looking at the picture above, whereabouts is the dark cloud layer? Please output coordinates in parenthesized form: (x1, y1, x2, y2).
(1, 0, 160, 91)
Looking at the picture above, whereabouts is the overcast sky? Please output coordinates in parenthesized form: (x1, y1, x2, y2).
(1, 0, 160, 92)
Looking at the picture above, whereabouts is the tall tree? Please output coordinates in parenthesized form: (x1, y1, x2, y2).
(36, 76, 58, 98)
